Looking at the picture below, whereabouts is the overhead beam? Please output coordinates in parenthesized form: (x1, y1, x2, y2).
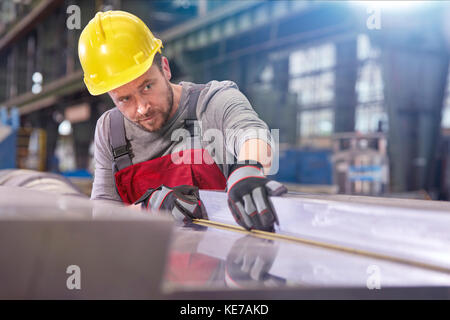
(0, 0, 63, 54)
(0, 70, 84, 112)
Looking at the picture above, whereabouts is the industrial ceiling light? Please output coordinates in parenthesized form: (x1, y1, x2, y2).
(31, 83, 42, 94)
(32, 72, 43, 84)
(58, 120, 72, 136)
(31, 72, 43, 94)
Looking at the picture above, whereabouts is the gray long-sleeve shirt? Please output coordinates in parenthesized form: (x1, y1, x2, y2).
(91, 80, 273, 203)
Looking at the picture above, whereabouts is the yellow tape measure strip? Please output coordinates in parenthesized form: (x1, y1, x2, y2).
(192, 218, 450, 275)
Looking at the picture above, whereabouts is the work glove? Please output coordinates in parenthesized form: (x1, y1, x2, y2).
(134, 185, 208, 223)
(226, 161, 288, 232)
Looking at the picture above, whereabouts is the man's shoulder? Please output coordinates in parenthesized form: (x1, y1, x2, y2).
(94, 108, 117, 145)
(97, 108, 114, 125)
(194, 80, 242, 111)
(95, 108, 119, 133)
(182, 80, 239, 98)
(203, 80, 240, 97)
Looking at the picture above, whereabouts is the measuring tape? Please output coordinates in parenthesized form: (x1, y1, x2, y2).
(192, 218, 450, 275)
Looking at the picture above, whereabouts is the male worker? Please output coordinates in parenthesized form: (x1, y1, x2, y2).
(79, 11, 287, 232)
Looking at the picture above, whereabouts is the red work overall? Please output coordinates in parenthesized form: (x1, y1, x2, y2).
(109, 84, 227, 204)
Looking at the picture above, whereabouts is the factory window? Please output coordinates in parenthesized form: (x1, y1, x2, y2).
(356, 62, 383, 104)
(289, 43, 335, 77)
(441, 66, 450, 128)
(289, 43, 336, 138)
(289, 72, 334, 106)
(258, 64, 274, 90)
(357, 33, 380, 61)
(355, 102, 387, 133)
(299, 109, 333, 137)
(355, 34, 387, 133)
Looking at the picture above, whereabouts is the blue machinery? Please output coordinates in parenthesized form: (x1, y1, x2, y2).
(0, 107, 19, 170)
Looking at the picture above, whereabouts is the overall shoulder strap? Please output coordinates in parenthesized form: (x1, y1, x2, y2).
(185, 84, 206, 136)
(109, 108, 133, 172)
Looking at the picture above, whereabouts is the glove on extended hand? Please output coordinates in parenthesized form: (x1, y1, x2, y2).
(227, 161, 287, 232)
(135, 185, 208, 223)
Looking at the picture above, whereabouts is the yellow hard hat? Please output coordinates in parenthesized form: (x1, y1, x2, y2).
(78, 10, 163, 96)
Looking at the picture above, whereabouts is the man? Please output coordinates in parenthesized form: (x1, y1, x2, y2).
(79, 10, 287, 232)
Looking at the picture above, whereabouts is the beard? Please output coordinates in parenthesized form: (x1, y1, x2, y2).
(136, 80, 174, 132)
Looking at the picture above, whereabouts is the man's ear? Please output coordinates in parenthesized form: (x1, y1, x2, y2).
(161, 56, 172, 81)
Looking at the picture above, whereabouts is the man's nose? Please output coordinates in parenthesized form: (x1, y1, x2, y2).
(136, 96, 150, 115)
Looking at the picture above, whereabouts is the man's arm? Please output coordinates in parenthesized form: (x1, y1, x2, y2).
(238, 138, 272, 174)
(202, 84, 287, 232)
(198, 82, 274, 173)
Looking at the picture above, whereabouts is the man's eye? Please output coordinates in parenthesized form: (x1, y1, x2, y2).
(119, 98, 129, 103)
(144, 84, 151, 90)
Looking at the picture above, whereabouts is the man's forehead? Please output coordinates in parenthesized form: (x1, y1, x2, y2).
(109, 66, 158, 97)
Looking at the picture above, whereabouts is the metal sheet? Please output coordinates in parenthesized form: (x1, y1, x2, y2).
(1, 185, 449, 298)
(163, 224, 450, 293)
(199, 190, 450, 273)
(0, 186, 173, 299)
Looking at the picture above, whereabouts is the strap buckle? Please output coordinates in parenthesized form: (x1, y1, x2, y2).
(112, 145, 129, 159)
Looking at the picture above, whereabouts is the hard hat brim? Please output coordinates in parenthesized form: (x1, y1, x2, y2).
(84, 50, 158, 96)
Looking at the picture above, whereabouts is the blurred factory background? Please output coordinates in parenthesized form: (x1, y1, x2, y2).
(1, 0, 450, 200)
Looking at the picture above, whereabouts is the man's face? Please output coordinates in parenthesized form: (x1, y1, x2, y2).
(108, 63, 174, 132)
